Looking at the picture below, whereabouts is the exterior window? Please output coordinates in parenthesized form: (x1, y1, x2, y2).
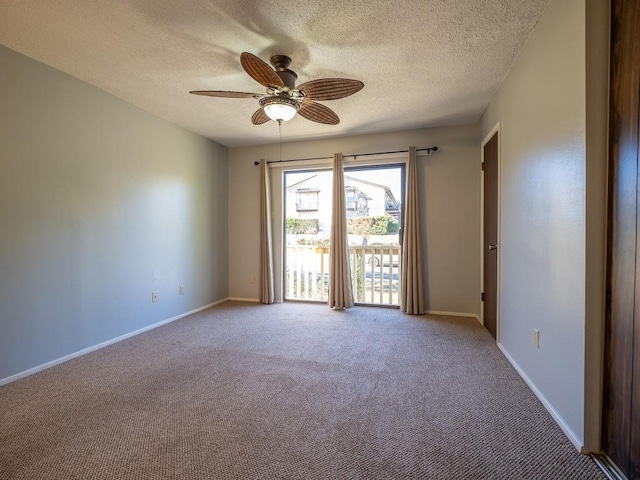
(346, 188, 357, 210)
(296, 189, 319, 212)
(385, 192, 395, 209)
(384, 189, 400, 219)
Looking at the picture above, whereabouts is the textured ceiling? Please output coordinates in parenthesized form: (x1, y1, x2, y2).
(0, 0, 550, 147)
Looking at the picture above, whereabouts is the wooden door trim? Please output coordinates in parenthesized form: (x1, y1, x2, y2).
(481, 122, 501, 342)
(602, 1, 640, 476)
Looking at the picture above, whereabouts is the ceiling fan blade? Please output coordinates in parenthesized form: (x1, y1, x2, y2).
(251, 108, 271, 125)
(240, 52, 284, 89)
(297, 78, 364, 101)
(298, 101, 340, 125)
(190, 90, 264, 99)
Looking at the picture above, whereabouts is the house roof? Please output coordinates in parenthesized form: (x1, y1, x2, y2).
(286, 174, 319, 190)
(0, 0, 550, 147)
(345, 175, 399, 207)
(344, 175, 390, 191)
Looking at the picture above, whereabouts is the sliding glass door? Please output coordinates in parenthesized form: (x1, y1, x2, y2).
(284, 164, 404, 306)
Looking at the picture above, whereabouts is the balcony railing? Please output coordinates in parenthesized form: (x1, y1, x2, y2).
(285, 245, 401, 305)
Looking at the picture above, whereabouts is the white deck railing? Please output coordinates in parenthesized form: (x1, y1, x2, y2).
(285, 245, 400, 305)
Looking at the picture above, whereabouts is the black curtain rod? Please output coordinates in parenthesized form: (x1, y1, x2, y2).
(253, 146, 438, 165)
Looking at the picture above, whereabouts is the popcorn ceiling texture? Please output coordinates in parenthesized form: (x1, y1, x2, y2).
(0, 0, 550, 147)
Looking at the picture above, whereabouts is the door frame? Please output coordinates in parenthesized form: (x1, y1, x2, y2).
(480, 122, 501, 342)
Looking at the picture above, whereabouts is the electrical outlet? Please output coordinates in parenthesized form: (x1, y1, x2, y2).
(179, 285, 185, 295)
(152, 291, 158, 303)
(249, 274, 255, 284)
(533, 329, 540, 348)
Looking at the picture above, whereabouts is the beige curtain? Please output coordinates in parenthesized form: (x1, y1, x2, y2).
(400, 147, 425, 314)
(259, 159, 274, 304)
(328, 153, 354, 309)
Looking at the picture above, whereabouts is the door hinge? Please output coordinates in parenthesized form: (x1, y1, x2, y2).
(481, 162, 485, 171)
(481, 292, 485, 302)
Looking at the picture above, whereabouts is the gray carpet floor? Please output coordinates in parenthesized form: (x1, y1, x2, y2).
(0, 301, 606, 479)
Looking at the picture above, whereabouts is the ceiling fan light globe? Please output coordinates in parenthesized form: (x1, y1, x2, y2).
(260, 96, 299, 122)
(264, 103, 297, 122)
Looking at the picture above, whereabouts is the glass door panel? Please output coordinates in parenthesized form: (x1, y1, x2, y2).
(284, 170, 332, 301)
(344, 165, 404, 306)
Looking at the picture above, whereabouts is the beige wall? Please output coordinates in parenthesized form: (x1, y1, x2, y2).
(0, 45, 229, 382)
(481, 0, 608, 450)
(228, 124, 481, 316)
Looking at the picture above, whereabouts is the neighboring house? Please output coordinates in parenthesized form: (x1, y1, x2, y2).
(285, 173, 399, 234)
(344, 176, 400, 220)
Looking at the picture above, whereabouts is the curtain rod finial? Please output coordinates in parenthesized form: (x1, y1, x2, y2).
(426, 146, 439, 156)
(254, 161, 260, 166)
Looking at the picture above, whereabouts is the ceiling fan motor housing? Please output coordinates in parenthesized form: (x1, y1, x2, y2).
(270, 55, 297, 90)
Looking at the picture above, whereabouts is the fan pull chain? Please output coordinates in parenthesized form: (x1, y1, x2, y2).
(278, 120, 283, 162)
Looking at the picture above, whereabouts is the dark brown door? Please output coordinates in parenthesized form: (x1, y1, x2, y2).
(483, 132, 498, 340)
(603, 1, 640, 478)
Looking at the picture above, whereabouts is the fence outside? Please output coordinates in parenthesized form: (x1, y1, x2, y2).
(285, 245, 401, 305)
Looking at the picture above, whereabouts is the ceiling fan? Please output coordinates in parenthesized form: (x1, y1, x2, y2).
(190, 52, 364, 125)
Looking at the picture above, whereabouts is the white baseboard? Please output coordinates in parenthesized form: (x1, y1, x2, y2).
(424, 310, 481, 322)
(227, 297, 260, 303)
(0, 300, 224, 387)
(498, 342, 583, 452)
